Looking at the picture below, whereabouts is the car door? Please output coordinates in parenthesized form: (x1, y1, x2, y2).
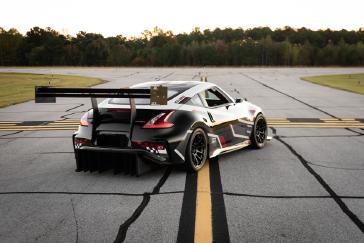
(199, 87, 248, 149)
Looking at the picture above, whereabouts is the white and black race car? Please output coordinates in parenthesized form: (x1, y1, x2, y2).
(36, 81, 269, 175)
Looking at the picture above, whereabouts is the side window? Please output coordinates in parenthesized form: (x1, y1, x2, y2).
(200, 88, 231, 107)
(186, 94, 204, 107)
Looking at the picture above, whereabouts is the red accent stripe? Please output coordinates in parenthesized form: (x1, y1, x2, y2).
(219, 135, 226, 148)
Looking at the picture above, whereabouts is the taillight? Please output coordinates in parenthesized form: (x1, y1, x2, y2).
(80, 112, 89, 126)
(74, 137, 91, 148)
(143, 111, 175, 129)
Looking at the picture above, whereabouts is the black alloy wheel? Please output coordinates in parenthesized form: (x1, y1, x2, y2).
(185, 128, 208, 171)
(250, 113, 267, 149)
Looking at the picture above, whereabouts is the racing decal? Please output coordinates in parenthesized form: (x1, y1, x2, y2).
(230, 124, 249, 139)
(174, 130, 193, 162)
(174, 149, 185, 161)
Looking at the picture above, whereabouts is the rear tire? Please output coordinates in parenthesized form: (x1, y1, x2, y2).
(185, 128, 208, 172)
(250, 113, 267, 149)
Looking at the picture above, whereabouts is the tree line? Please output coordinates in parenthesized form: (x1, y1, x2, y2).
(1, 26, 364, 66)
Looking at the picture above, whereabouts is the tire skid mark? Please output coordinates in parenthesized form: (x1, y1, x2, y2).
(177, 172, 197, 243)
(275, 136, 364, 234)
(209, 158, 230, 243)
(113, 167, 172, 243)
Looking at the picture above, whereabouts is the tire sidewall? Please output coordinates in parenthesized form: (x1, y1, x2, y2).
(252, 114, 267, 148)
(186, 128, 208, 171)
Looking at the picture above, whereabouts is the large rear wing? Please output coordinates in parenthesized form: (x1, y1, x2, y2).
(35, 86, 167, 105)
(35, 86, 168, 145)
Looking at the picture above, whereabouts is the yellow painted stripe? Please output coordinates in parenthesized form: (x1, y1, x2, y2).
(268, 122, 360, 125)
(266, 120, 289, 123)
(195, 160, 212, 243)
(48, 123, 79, 125)
(341, 118, 356, 121)
(46, 124, 79, 126)
(53, 120, 80, 123)
(271, 125, 364, 128)
(0, 125, 78, 129)
(323, 120, 359, 123)
(0, 128, 76, 131)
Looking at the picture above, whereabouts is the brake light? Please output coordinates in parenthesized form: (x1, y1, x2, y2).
(74, 137, 91, 148)
(80, 112, 89, 126)
(143, 111, 175, 129)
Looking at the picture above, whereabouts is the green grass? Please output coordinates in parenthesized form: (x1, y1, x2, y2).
(301, 73, 364, 95)
(0, 72, 106, 108)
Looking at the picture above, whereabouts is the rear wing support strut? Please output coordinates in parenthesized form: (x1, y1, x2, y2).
(35, 86, 167, 144)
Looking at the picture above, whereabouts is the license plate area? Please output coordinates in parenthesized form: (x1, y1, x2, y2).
(96, 131, 129, 147)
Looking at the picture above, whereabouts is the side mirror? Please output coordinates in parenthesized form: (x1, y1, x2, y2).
(235, 98, 242, 103)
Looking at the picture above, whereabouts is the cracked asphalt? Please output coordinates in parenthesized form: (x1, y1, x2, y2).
(0, 67, 363, 242)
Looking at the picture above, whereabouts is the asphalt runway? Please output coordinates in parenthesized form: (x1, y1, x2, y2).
(0, 67, 363, 242)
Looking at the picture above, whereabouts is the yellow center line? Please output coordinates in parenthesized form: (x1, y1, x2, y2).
(195, 160, 213, 243)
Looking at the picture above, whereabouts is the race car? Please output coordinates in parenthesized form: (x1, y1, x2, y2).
(35, 81, 269, 175)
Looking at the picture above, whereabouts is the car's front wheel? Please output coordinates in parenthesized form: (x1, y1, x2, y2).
(185, 128, 208, 171)
(250, 113, 267, 149)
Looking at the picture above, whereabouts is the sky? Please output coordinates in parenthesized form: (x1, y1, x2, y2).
(1, 0, 363, 37)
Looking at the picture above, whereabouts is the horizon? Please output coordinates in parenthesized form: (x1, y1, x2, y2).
(1, 0, 363, 38)
(1, 25, 364, 39)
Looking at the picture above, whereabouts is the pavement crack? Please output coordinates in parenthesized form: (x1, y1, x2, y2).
(65, 104, 85, 112)
(222, 192, 364, 199)
(240, 73, 338, 119)
(113, 167, 172, 243)
(274, 135, 364, 234)
(345, 128, 364, 135)
(0, 131, 23, 137)
(60, 111, 87, 120)
(70, 198, 79, 243)
(306, 161, 364, 171)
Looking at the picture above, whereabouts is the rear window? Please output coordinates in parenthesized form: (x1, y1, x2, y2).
(109, 87, 186, 105)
